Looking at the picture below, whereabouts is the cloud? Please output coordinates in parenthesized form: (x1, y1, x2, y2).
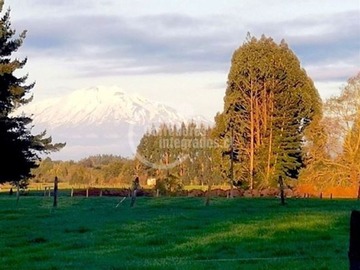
(250, 11, 360, 64)
(14, 9, 359, 82)
(306, 63, 358, 82)
(17, 13, 235, 75)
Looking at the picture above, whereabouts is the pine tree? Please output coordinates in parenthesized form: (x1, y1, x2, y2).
(0, 2, 65, 187)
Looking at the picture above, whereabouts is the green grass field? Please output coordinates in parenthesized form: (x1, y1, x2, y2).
(0, 195, 357, 269)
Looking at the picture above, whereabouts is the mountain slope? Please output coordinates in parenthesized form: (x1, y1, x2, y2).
(17, 86, 211, 160)
(23, 86, 189, 127)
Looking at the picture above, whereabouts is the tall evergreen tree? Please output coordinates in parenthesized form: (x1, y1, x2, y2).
(0, 2, 65, 186)
(215, 34, 322, 189)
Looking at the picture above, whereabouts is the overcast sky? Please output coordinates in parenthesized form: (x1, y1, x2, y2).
(9, 0, 360, 120)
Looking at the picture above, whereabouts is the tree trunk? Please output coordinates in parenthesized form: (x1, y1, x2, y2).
(229, 127, 234, 198)
(266, 121, 273, 185)
(263, 83, 268, 133)
(266, 92, 274, 186)
(250, 90, 255, 190)
(255, 98, 261, 146)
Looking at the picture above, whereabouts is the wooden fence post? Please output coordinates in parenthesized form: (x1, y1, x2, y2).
(278, 176, 285, 205)
(130, 177, 139, 208)
(53, 176, 58, 208)
(349, 210, 360, 269)
(130, 190, 137, 207)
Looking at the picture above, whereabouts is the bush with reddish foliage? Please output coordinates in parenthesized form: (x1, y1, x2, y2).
(187, 189, 204, 197)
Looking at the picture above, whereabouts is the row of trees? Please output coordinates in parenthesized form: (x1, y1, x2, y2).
(136, 122, 222, 187)
(31, 155, 134, 186)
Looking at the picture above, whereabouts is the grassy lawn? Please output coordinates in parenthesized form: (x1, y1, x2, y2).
(0, 195, 357, 269)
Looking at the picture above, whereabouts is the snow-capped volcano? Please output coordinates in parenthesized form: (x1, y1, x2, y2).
(23, 86, 188, 128)
(17, 86, 211, 160)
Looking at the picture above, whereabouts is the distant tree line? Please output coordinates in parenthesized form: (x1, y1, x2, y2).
(136, 122, 219, 186)
(31, 155, 134, 186)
